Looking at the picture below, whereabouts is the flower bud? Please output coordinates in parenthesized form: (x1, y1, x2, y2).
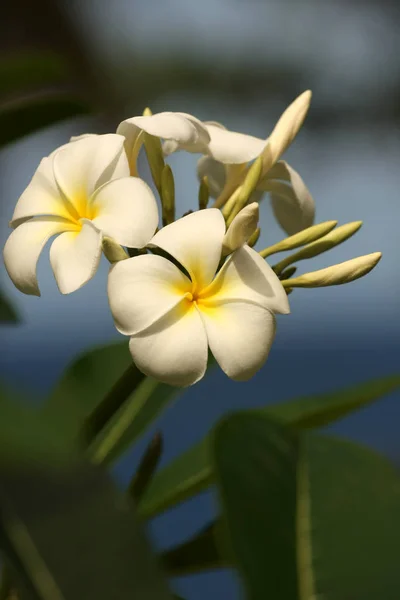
(261, 90, 312, 176)
(225, 156, 263, 226)
(198, 176, 210, 210)
(273, 221, 362, 274)
(282, 252, 382, 288)
(260, 221, 338, 258)
(161, 164, 175, 225)
(102, 237, 129, 263)
(143, 132, 165, 193)
(222, 203, 259, 255)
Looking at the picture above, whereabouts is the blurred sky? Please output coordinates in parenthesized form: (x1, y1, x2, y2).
(1, 1, 400, 598)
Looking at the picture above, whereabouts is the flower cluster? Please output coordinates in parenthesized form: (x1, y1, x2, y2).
(3, 92, 381, 386)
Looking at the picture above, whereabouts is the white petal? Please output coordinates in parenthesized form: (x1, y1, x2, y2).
(91, 177, 159, 247)
(69, 133, 98, 143)
(198, 301, 276, 381)
(149, 209, 226, 290)
(107, 254, 192, 336)
(10, 157, 76, 226)
(200, 245, 290, 315)
(49, 219, 103, 294)
(205, 124, 266, 164)
(53, 134, 129, 213)
(118, 112, 210, 152)
(129, 302, 208, 387)
(260, 161, 315, 235)
(196, 156, 226, 198)
(3, 217, 74, 296)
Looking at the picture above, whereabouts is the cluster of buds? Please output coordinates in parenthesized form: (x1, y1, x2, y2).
(3, 92, 381, 386)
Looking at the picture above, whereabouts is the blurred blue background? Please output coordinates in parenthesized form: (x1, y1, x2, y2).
(1, 0, 399, 597)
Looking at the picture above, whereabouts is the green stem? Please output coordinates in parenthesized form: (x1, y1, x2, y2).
(128, 432, 163, 504)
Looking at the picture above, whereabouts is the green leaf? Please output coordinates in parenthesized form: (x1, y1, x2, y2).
(139, 374, 400, 518)
(0, 53, 71, 98)
(213, 413, 299, 600)
(42, 341, 133, 444)
(298, 435, 400, 600)
(138, 438, 211, 519)
(263, 374, 400, 428)
(0, 290, 19, 324)
(212, 413, 400, 600)
(87, 377, 181, 465)
(0, 386, 75, 467)
(161, 520, 226, 576)
(0, 94, 89, 148)
(0, 461, 173, 600)
(42, 341, 181, 464)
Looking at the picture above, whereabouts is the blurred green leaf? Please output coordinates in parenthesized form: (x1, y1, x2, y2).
(0, 53, 71, 98)
(297, 435, 400, 600)
(264, 374, 400, 428)
(42, 341, 133, 443)
(0, 462, 173, 600)
(213, 413, 299, 600)
(0, 290, 19, 324)
(87, 377, 181, 465)
(42, 342, 181, 464)
(0, 385, 75, 467)
(212, 413, 400, 600)
(0, 94, 89, 148)
(161, 520, 226, 576)
(138, 438, 211, 519)
(139, 374, 400, 518)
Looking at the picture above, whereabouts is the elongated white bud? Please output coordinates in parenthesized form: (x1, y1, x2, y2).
(282, 252, 382, 288)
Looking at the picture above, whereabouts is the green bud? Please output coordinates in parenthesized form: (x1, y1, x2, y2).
(221, 186, 242, 220)
(226, 156, 263, 226)
(279, 266, 297, 280)
(281, 252, 382, 288)
(143, 106, 153, 116)
(260, 221, 338, 259)
(143, 132, 165, 193)
(274, 221, 362, 274)
(198, 176, 210, 210)
(102, 237, 129, 263)
(247, 227, 261, 248)
(161, 164, 175, 225)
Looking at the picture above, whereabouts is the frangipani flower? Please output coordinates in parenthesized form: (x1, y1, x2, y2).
(3, 135, 158, 295)
(108, 209, 289, 387)
(198, 156, 315, 235)
(117, 91, 310, 171)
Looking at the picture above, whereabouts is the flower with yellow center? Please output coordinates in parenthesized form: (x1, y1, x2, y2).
(107, 209, 290, 387)
(3, 134, 159, 295)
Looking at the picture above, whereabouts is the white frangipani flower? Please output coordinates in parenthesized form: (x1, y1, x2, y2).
(108, 209, 289, 387)
(198, 155, 315, 235)
(3, 135, 159, 296)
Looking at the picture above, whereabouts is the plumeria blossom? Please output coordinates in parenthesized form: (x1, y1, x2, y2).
(108, 209, 289, 387)
(198, 155, 315, 235)
(3, 135, 159, 295)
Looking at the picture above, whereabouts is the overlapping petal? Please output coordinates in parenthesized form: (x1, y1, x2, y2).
(149, 209, 226, 290)
(53, 134, 129, 214)
(196, 156, 226, 198)
(91, 177, 159, 247)
(49, 219, 103, 294)
(107, 254, 192, 336)
(3, 216, 77, 296)
(205, 124, 266, 164)
(199, 245, 290, 315)
(118, 112, 210, 160)
(129, 302, 208, 386)
(260, 161, 315, 235)
(198, 302, 276, 380)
